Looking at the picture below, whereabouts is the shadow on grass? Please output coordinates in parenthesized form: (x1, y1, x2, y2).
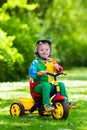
(0, 99, 13, 109)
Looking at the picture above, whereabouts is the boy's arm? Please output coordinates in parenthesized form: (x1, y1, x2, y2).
(51, 58, 63, 73)
(29, 60, 46, 77)
(29, 60, 38, 78)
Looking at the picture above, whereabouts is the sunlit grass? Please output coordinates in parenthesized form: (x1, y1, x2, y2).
(64, 67, 87, 80)
(0, 82, 30, 100)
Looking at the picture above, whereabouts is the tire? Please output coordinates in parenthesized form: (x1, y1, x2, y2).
(52, 101, 69, 120)
(10, 102, 24, 116)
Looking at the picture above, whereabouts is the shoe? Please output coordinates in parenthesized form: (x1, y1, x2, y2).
(44, 104, 55, 112)
(69, 101, 77, 109)
(69, 101, 77, 106)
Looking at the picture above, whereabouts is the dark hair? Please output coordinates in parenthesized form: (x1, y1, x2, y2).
(35, 39, 52, 57)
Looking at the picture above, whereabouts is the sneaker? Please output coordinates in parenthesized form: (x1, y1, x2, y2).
(69, 101, 77, 106)
(44, 104, 55, 112)
(69, 101, 77, 109)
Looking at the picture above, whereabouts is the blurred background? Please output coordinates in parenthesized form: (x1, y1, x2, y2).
(0, 0, 87, 82)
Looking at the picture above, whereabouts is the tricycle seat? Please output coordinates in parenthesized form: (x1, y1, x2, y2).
(29, 78, 42, 100)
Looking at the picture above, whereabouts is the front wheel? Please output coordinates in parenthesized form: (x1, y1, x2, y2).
(52, 101, 69, 120)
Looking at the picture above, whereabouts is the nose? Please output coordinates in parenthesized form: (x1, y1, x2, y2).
(43, 50, 46, 53)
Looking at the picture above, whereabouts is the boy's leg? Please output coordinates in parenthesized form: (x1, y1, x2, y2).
(34, 82, 54, 104)
(59, 82, 77, 109)
(58, 82, 68, 103)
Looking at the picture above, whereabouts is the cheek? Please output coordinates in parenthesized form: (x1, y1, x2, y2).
(48, 51, 51, 55)
(38, 51, 42, 54)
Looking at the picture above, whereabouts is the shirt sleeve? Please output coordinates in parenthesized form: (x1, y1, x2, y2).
(29, 59, 38, 78)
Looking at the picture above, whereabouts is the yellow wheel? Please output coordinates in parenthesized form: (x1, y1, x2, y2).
(52, 101, 69, 120)
(10, 102, 24, 116)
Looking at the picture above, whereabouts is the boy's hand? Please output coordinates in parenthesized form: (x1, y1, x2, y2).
(37, 71, 47, 76)
(53, 63, 60, 71)
(54, 63, 63, 72)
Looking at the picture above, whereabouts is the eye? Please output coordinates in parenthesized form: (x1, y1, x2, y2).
(46, 49, 49, 51)
(41, 49, 44, 51)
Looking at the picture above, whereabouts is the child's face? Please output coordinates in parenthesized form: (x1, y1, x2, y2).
(37, 43, 51, 59)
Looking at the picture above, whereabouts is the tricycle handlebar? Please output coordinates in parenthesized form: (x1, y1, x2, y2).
(46, 72, 66, 80)
(46, 72, 64, 77)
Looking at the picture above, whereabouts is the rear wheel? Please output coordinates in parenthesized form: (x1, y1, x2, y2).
(52, 101, 69, 120)
(10, 102, 24, 116)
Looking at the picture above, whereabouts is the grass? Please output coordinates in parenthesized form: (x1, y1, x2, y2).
(59, 67, 87, 81)
(0, 67, 87, 130)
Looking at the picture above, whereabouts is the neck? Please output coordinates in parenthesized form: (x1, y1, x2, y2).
(41, 57, 47, 60)
(40, 57, 48, 63)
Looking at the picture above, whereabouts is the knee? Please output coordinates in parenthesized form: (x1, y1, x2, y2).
(42, 82, 51, 90)
(42, 82, 51, 87)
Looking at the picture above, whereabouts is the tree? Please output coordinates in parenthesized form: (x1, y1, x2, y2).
(0, 29, 24, 81)
(43, 0, 87, 67)
(0, 0, 87, 81)
(0, 0, 41, 81)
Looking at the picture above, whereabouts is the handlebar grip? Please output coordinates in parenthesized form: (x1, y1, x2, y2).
(63, 72, 67, 75)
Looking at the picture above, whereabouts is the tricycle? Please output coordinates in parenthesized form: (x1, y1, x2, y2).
(10, 72, 69, 120)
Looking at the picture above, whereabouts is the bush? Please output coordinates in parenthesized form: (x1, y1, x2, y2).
(0, 29, 24, 81)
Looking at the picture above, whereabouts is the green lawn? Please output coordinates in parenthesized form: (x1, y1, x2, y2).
(0, 67, 87, 130)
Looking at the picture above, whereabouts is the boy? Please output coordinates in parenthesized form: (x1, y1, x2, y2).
(29, 40, 68, 112)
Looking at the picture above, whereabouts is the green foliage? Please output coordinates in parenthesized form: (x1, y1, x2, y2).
(0, 0, 87, 81)
(0, 29, 24, 81)
(56, 40, 87, 67)
(0, 0, 42, 81)
(44, 0, 87, 66)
